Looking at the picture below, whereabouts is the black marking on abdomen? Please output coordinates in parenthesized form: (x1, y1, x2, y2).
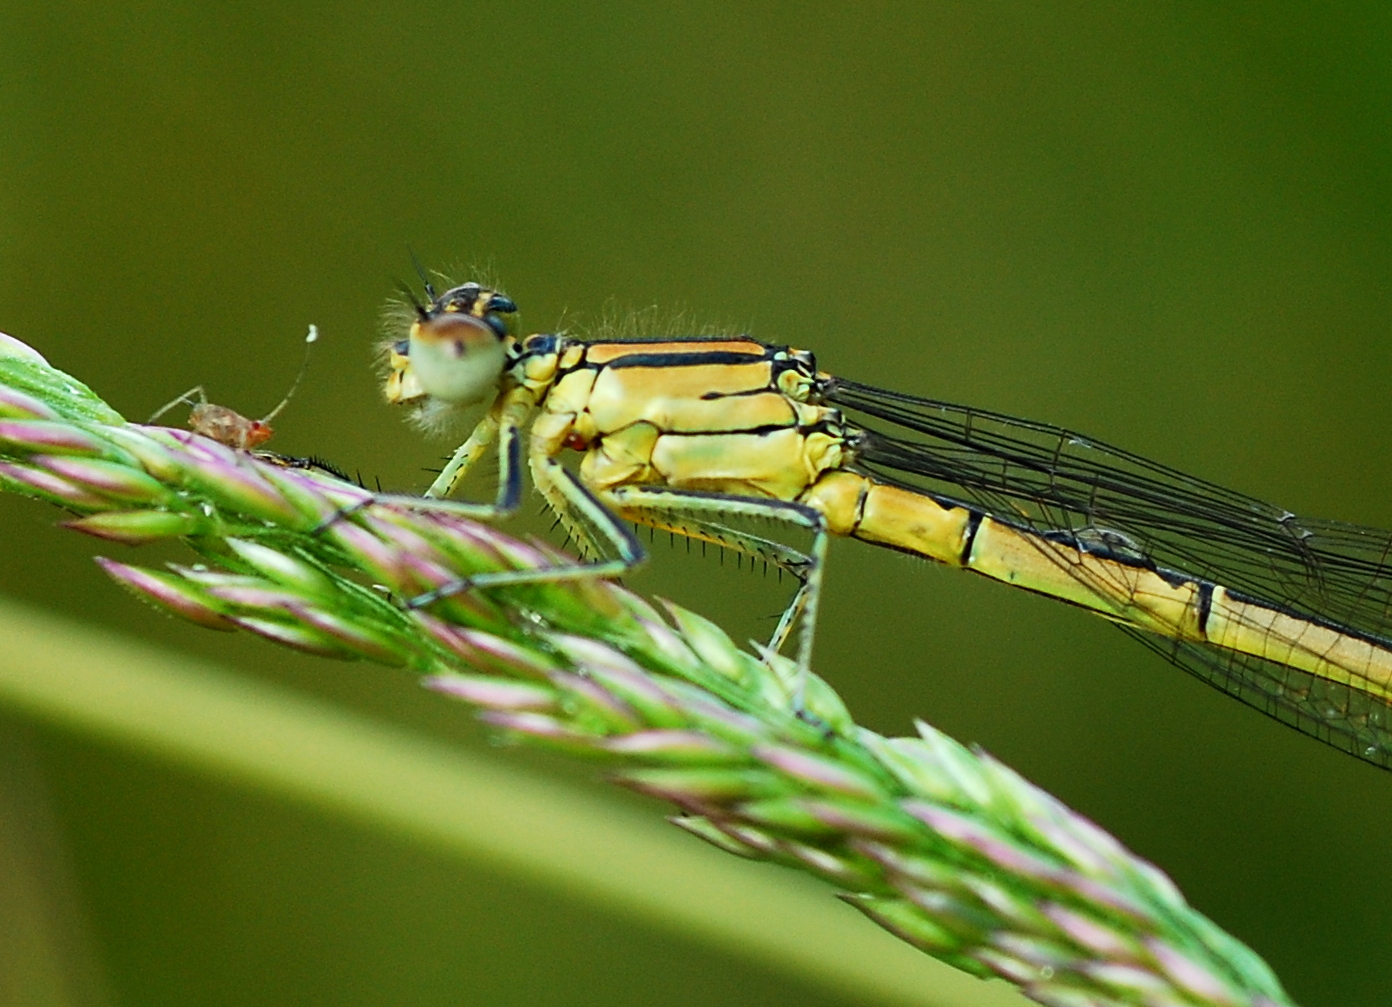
(959, 509, 984, 566)
(1195, 580, 1214, 638)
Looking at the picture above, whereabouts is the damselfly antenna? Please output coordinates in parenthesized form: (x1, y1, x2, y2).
(148, 324, 319, 449)
(408, 247, 437, 303)
(394, 279, 430, 321)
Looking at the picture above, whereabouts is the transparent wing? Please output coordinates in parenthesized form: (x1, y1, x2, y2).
(824, 376, 1392, 768)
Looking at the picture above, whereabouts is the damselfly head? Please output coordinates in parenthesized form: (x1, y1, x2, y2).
(384, 280, 516, 411)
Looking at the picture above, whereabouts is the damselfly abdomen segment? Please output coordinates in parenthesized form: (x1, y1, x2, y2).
(380, 279, 1392, 770)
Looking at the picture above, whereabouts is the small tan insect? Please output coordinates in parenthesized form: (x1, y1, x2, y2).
(148, 325, 318, 449)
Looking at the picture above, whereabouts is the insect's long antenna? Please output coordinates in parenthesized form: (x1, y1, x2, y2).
(259, 325, 319, 425)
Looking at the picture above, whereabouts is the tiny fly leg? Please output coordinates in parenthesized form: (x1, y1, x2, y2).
(606, 486, 829, 709)
(147, 386, 208, 425)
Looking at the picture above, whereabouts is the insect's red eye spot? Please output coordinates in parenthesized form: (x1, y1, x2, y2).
(244, 422, 274, 448)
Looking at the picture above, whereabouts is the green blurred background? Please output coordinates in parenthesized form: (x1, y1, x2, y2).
(2, 3, 1390, 1004)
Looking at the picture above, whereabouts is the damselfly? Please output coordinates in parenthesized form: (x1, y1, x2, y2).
(381, 280, 1392, 771)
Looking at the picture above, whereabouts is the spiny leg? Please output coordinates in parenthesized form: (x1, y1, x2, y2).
(425, 409, 501, 500)
(405, 454, 645, 608)
(313, 411, 523, 537)
(325, 382, 532, 529)
(607, 485, 829, 705)
(416, 384, 542, 512)
(614, 495, 812, 649)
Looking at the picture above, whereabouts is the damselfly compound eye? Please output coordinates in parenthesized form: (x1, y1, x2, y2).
(406, 311, 506, 406)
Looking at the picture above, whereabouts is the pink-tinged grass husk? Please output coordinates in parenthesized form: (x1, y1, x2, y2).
(0, 385, 60, 419)
(64, 510, 206, 544)
(37, 455, 168, 503)
(0, 462, 107, 507)
(0, 331, 1299, 1007)
(423, 673, 558, 712)
(0, 419, 115, 455)
(96, 558, 237, 629)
